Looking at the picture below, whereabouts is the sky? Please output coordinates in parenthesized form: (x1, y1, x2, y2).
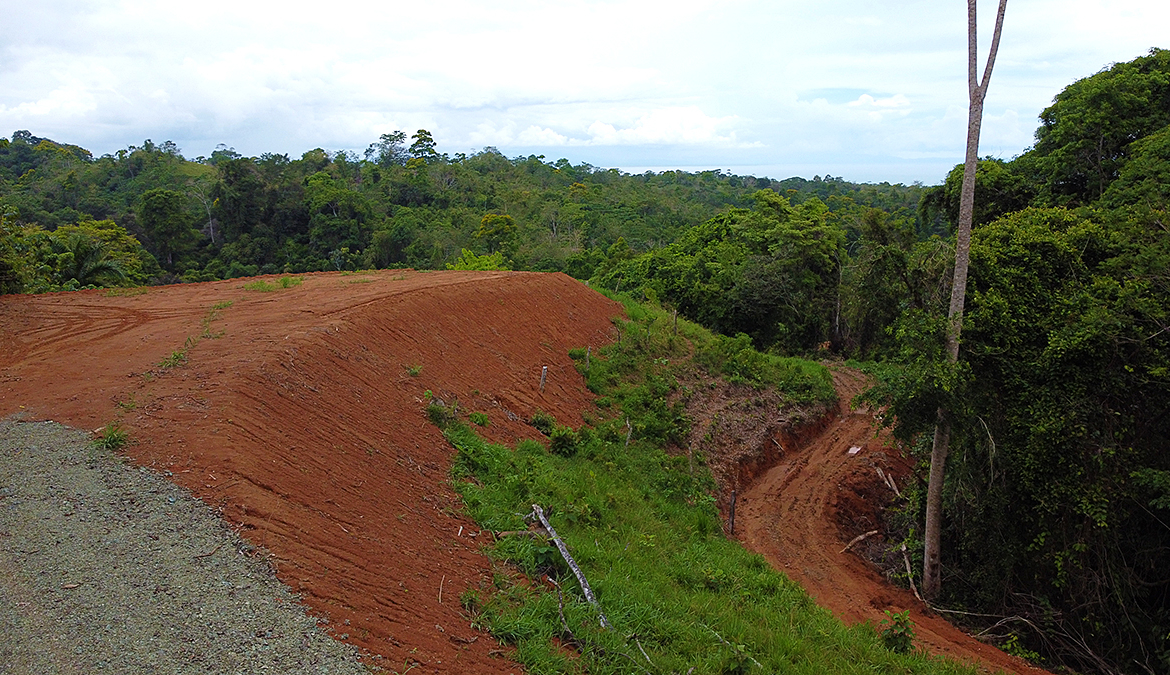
(1, 0, 1167, 185)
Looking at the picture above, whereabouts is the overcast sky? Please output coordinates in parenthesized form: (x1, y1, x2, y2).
(2, 1, 1166, 184)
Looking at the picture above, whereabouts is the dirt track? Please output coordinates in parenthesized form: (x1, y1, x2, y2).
(736, 367, 1045, 674)
(0, 270, 621, 674)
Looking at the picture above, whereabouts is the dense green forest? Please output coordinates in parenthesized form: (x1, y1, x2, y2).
(0, 126, 921, 293)
(2, 47, 1168, 675)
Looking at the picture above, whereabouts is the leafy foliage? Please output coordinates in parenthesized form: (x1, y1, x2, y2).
(880, 611, 916, 655)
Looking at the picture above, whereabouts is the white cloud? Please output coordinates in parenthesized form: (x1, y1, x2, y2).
(0, 85, 97, 119)
(583, 107, 744, 146)
(1, 0, 1168, 182)
(517, 126, 570, 146)
(847, 94, 913, 121)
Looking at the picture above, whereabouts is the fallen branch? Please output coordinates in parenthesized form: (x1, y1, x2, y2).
(531, 504, 611, 629)
(633, 635, 654, 666)
(613, 650, 653, 674)
(547, 577, 576, 645)
(840, 529, 880, 554)
(886, 474, 902, 498)
(875, 467, 902, 498)
(701, 623, 763, 669)
(901, 543, 924, 603)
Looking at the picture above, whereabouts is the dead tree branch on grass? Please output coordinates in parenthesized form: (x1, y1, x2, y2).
(531, 504, 611, 629)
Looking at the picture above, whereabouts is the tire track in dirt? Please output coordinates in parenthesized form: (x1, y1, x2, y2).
(736, 366, 1047, 675)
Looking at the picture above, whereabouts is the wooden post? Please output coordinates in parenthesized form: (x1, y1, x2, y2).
(539, 366, 548, 392)
(729, 490, 737, 534)
(585, 346, 591, 370)
(673, 310, 678, 335)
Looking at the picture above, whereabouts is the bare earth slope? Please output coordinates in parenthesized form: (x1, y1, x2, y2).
(0, 270, 622, 674)
(736, 367, 1045, 675)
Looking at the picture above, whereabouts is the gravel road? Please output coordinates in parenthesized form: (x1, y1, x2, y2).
(0, 419, 370, 675)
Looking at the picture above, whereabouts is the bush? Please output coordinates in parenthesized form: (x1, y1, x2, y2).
(880, 610, 915, 654)
(427, 401, 456, 428)
(530, 410, 555, 435)
(548, 425, 578, 457)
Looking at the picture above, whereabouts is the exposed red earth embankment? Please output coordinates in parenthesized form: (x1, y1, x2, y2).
(0, 270, 622, 674)
(734, 367, 1048, 675)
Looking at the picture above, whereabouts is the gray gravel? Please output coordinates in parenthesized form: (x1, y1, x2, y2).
(0, 419, 369, 675)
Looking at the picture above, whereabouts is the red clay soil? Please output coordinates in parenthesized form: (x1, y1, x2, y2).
(735, 366, 1049, 675)
(0, 269, 622, 674)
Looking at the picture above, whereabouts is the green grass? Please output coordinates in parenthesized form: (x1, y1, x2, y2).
(158, 344, 190, 369)
(437, 294, 969, 674)
(92, 423, 129, 452)
(200, 302, 231, 339)
(243, 276, 302, 292)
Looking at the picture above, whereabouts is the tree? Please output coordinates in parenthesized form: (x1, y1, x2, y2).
(138, 188, 194, 267)
(923, 0, 1008, 601)
(475, 213, 518, 254)
(1025, 48, 1170, 206)
(211, 158, 264, 242)
(365, 131, 409, 167)
(409, 129, 439, 162)
(52, 231, 127, 288)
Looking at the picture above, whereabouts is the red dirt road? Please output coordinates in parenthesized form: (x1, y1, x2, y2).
(736, 367, 1047, 675)
(0, 270, 622, 674)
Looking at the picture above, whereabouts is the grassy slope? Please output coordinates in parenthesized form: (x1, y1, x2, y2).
(441, 294, 973, 675)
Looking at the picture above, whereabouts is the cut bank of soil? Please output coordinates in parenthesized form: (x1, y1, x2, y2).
(0, 270, 622, 673)
(735, 367, 1048, 675)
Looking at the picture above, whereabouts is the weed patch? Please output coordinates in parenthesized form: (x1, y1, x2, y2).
(243, 276, 302, 292)
(880, 610, 916, 654)
(158, 340, 192, 369)
(92, 423, 129, 452)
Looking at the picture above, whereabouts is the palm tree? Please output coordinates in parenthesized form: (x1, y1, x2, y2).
(55, 232, 126, 288)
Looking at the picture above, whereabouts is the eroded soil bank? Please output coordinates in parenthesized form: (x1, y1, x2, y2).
(730, 367, 1047, 675)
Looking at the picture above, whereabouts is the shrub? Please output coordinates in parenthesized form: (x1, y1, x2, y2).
(530, 410, 555, 435)
(548, 425, 578, 457)
(427, 401, 456, 428)
(880, 610, 915, 654)
(469, 412, 490, 427)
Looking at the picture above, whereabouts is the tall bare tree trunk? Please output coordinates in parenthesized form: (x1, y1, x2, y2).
(922, 0, 1008, 601)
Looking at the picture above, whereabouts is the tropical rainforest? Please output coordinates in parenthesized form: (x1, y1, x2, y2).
(2, 48, 1168, 675)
